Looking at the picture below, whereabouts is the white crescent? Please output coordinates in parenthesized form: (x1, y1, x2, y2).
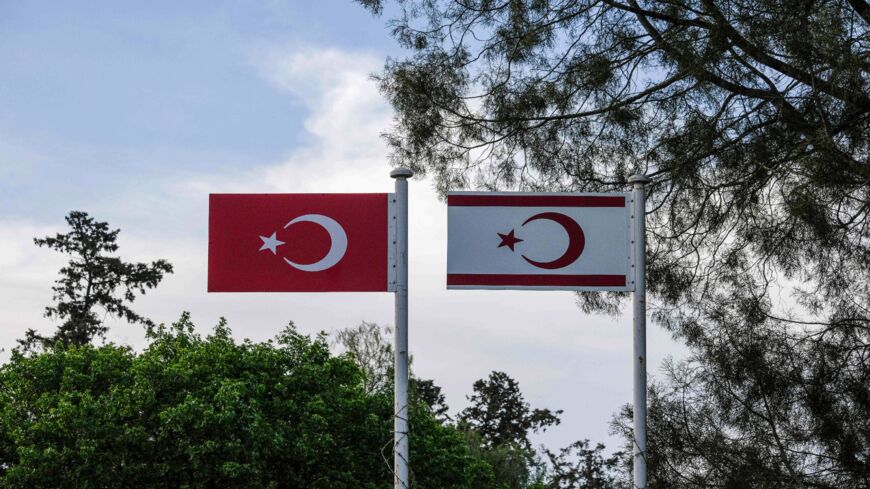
(283, 214, 347, 272)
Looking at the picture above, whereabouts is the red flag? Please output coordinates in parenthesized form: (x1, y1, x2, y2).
(209, 193, 392, 292)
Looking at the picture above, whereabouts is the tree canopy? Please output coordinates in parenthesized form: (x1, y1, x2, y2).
(459, 371, 561, 451)
(0, 315, 492, 488)
(358, 0, 870, 486)
(23, 211, 173, 350)
(335, 323, 626, 488)
(358, 0, 870, 320)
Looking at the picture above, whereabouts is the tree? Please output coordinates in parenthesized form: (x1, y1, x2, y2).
(359, 1, 870, 485)
(22, 211, 173, 350)
(542, 440, 624, 489)
(0, 314, 492, 488)
(414, 377, 452, 422)
(335, 321, 394, 394)
(610, 315, 870, 488)
(333, 324, 620, 489)
(460, 371, 561, 451)
(462, 428, 548, 489)
(334, 325, 621, 488)
(335, 322, 451, 419)
(456, 371, 625, 489)
(458, 371, 563, 489)
(357, 0, 870, 321)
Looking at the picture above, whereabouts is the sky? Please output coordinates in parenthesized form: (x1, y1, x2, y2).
(0, 0, 686, 451)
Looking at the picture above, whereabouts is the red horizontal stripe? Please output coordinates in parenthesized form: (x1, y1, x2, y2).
(448, 194, 625, 207)
(447, 274, 626, 287)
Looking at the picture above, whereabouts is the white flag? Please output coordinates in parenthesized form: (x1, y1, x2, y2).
(447, 192, 634, 291)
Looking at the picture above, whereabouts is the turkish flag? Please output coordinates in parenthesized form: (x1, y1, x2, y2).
(209, 194, 392, 292)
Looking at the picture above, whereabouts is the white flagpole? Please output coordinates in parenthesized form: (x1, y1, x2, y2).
(629, 174, 650, 489)
(391, 167, 412, 489)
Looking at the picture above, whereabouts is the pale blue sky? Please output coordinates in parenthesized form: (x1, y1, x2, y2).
(1, 1, 684, 452)
(0, 0, 394, 219)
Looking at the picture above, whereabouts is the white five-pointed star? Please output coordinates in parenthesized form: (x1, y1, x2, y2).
(259, 232, 285, 255)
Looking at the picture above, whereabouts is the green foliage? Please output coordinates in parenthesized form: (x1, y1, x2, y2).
(0, 315, 489, 488)
(542, 441, 624, 489)
(459, 371, 561, 451)
(335, 322, 451, 420)
(22, 211, 173, 350)
(457, 372, 625, 489)
(335, 321, 394, 394)
(612, 317, 870, 488)
(462, 429, 542, 489)
(335, 325, 622, 488)
(413, 378, 451, 422)
(362, 0, 870, 322)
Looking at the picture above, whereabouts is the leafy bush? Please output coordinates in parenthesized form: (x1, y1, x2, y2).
(0, 314, 489, 489)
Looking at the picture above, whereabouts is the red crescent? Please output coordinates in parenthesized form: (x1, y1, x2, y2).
(521, 212, 585, 269)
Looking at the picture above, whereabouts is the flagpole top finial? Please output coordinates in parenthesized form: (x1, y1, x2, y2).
(390, 167, 414, 179)
(628, 174, 651, 185)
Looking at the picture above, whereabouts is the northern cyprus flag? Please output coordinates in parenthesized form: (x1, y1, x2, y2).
(447, 193, 635, 291)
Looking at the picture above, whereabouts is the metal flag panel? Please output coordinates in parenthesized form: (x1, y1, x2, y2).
(208, 193, 393, 292)
(447, 192, 634, 291)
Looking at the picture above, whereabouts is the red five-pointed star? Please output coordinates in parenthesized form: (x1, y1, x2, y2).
(497, 229, 523, 251)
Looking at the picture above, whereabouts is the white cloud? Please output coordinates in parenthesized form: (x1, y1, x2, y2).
(179, 48, 392, 197)
(0, 220, 68, 349)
